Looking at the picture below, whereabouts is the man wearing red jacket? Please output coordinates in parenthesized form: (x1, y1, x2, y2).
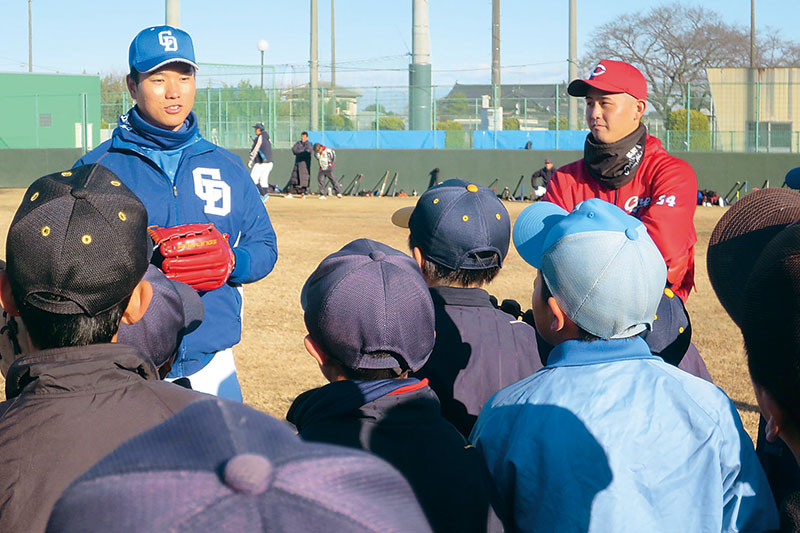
(545, 60, 697, 302)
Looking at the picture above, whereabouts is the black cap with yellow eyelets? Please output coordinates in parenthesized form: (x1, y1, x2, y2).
(393, 178, 511, 270)
(6, 163, 150, 316)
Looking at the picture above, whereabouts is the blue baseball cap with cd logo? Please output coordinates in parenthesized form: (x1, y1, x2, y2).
(128, 25, 199, 73)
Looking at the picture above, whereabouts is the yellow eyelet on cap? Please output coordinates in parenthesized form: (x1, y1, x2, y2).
(118, 211, 127, 221)
(81, 235, 92, 245)
(41, 226, 50, 236)
(496, 213, 501, 220)
(462, 215, 469, 222)
(61, 171, 72, 177)
(30, 192, 39, 201)
(679, 327, 685, 334)
(433, 198, 440, 204)
(654, 314, 658, 321)
(467, 184, 479, 193)
(664, 288, 675, 298)
(110, 180, 121, 187)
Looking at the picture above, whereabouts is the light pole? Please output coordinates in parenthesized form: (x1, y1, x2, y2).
(257, 39, 269, 125)
(28, 0, 33, 72)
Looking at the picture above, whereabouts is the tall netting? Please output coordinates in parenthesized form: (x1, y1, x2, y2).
(70, 65, 800, 152)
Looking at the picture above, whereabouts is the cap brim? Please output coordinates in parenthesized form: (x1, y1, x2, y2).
(785, 167, 800, 190)
(640, 289, 691, 363)
(391, 206, 415, 228)
(513, 202, 568, 268)
(168, 278, 204, 334)
(567, 78, 628, 98)
(137, 58, 199, 74)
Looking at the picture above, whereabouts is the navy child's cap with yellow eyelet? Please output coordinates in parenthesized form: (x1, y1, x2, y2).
(393, 179, 511, 270)
(6, 164, 150, 316)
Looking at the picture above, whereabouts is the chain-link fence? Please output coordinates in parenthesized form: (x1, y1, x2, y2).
(0, 61, 788, 152)
(104, 84, 798, 152)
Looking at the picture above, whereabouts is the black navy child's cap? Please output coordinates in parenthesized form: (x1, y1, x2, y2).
(301, 239, 435, 372)
(47, 399, 432, 533)
(118, 266, 204, 368)
(6, 164, 151, 316)
(393, 179, 511, 270)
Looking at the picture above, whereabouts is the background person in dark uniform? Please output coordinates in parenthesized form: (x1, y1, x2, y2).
(313, 143, 343, 199)
(248, 123, 273, 202)
(287, 132, 312, 198)
(531, 158, 555, 190)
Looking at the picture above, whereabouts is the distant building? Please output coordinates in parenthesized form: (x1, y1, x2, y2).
(281, 81, 363, 119)
(440, 83, 569, 130)
(0, 72, 100, 149)
(707, 67, 800, 152)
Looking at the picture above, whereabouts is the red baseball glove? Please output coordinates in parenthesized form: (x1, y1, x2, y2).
(148, 223, 235, 292)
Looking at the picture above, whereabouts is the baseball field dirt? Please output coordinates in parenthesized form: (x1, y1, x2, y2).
(0, 189, 759, 440)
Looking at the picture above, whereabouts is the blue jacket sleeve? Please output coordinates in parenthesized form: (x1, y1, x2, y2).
(228, 165, 278, 284)
(718, 400, 779, 532)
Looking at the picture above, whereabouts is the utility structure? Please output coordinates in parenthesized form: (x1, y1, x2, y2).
(491, 0, 501, 131)
(258, 39, 269, 124)
(748, 0, 758, 151)
(331, 0, 336, 102)
(166, 0, 180, 26)
(409, 0, 432, 130)
(310, 0, 319, 130)
(28, 0, 33, 72)
(567, 0, 578, 130)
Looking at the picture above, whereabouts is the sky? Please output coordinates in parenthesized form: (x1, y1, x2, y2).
(2, 0, 799, 91)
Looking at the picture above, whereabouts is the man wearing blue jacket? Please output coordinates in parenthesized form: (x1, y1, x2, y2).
(76, 25, 278, 401)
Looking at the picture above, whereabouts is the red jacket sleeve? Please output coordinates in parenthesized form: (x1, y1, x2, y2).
(543, 167, 578, 211)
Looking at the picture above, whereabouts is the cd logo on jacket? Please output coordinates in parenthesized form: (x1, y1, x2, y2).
(193, 167, 231, 216)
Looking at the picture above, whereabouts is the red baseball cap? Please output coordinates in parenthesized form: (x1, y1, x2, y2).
(568, 60, 647, 101)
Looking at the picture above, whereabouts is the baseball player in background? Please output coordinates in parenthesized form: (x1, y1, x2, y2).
(75, 25, 278, 401)
(248, 122, 273, 202)
(544, 59, 697, 302)
(286, 132, 312, 197)
(313, 142, 343, 199)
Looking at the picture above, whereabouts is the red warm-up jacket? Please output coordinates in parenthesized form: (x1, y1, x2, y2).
(544, 135, 697, 302)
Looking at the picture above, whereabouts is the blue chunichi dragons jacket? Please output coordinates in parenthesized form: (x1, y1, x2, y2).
(76, 107, 278, 376)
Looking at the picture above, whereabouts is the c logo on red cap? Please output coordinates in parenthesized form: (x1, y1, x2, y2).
(590, 64, 607, 78)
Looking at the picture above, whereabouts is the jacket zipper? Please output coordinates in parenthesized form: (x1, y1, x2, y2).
(121, 146, 182, 219)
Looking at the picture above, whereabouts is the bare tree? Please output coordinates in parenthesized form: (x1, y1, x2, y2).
(582, 3, 800, 120)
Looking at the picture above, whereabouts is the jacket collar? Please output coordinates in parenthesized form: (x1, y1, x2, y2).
(287, 378, 432, 429)
(117, 106, 199, 149)
(5, 343, 158, 399)
(429, 286, 495, 308)
(112, 107, 208, 158)
(547, 336, 658, 368)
